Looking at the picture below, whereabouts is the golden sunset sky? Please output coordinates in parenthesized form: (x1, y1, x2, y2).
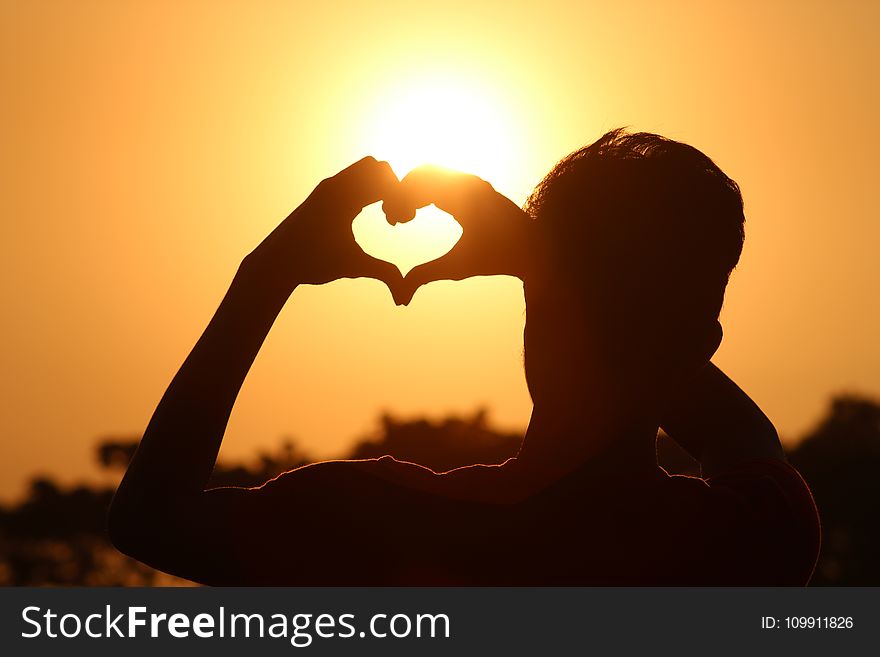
(2, 0, 878, 500)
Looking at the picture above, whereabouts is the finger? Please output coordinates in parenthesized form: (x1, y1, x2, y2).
(353, 253, 407, 306)
(330, 157, 400, 212)
(382, 166, 491, 225)
(399, 252, 468, 305)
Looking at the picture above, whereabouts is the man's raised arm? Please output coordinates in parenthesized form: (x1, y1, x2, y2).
(107, 158, 402, 582)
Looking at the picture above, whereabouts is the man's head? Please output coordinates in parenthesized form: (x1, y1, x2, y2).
(522, 129, 745, 411)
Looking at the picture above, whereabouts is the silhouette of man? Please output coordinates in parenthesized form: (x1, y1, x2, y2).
(109, 129, 820, 585)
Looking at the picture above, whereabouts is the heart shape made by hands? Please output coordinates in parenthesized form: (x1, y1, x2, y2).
(352, 201, 463, 277)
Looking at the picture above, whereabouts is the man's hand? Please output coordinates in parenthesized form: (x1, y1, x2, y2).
(382, 166, 533, 305)
(242, 156, 404, 301)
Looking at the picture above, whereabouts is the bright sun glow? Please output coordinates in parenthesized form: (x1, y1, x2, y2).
(352, 74, 522, 275)
(366, 77, 518, 181)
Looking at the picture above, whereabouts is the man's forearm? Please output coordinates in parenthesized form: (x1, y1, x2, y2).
(660, 363, 785, 477)
(111, 264, 292, 513)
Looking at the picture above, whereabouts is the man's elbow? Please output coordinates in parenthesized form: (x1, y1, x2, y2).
(106, 490, 165, 561)
(107, 494, 138, 557)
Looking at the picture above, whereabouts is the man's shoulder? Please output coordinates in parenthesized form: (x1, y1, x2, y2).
(257, 456, 523, 505)
(255, 456, 457, 498)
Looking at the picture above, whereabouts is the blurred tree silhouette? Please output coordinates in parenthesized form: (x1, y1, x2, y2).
(786, 395, 880, 585)
(1, 397, 877, 585)
(0, 477, 166, 586)
(0, 439, 310, 585)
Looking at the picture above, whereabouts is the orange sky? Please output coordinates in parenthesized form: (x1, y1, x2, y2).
(2, 0, 878, 501)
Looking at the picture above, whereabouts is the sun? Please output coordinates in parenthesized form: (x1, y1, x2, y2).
(351, 74, 523, 275)
(364, 75, 519, 182)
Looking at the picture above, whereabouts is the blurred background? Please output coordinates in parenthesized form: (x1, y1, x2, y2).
(1, 0, 877, 585)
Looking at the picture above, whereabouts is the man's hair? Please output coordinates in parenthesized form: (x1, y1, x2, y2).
(524, 128, 745, 328)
